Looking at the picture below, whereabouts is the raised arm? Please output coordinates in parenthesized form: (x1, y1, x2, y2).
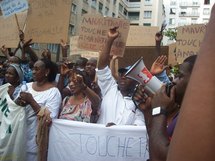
(167, 4, 215, 161)
(110, 55, 119, 80)
(1, 45, 11, 60)
(97, 27, 119, 70)
(155, 32, 163, 56)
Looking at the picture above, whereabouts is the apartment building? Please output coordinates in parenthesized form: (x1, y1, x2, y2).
(164, 0, 214, 29)
(70, 0, 164, 35)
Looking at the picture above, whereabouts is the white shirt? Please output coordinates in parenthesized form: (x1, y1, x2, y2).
(96, 66, 145, 126)
(25, 82, 62, 153)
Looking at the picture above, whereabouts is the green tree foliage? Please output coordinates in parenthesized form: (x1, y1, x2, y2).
(164, 28, 177, 41)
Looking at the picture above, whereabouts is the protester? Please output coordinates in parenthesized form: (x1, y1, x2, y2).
(96, 27, 145, 126)
(17, 58, 62, 161)
(59, 71, 101, 123)
(4, 64, 24, 101)
(167, 4, 215, 160)
(133, 54, 197, 161)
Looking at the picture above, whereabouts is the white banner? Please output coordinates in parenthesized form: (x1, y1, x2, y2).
(48, 119, 149, 161)
(0, 83, 26, 161)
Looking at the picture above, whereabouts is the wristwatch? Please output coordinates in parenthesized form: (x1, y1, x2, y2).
(152, 107, 167, 116)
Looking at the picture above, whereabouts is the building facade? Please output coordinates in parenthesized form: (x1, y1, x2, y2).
(163, 0, 215, 44)
(70, 0, 164, 36)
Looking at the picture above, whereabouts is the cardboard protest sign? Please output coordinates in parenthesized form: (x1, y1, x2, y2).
(48, 119, 149, 161)
(0, 0, 28, 18)
(78, 14, 130, 57)
(25, 0, 71, 44)
(70, 36, 99, 59)
(0, 11, 27, 48)
(176, 24, 206, 63)
(168, 43, 177, 66)
(126, 26, 159, 46)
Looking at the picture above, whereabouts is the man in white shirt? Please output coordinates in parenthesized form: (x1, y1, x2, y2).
(96, 27, 145, 126)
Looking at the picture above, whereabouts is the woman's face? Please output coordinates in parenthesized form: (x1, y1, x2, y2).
(69, 81, 82, 94)
(5, 66, 19, 85)
(32, 60, 47, 82)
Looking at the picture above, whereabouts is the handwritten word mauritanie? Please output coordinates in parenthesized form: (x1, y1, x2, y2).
(82, 17, 129, 29)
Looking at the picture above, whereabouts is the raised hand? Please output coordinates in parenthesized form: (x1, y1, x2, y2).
(108, 27, 119, 40)
(150, 55, 167, 75)
(132, 85, 152, 111)
(155, 32, 163, 42)
(60, 63, 70, 76)
(151, 85, 175, 111)
(1, 45, 9, 56)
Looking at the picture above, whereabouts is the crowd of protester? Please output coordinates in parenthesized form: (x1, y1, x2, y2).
(1, 5, 215, 160)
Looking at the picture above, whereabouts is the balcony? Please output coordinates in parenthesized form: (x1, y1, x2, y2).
(122, 0, 140, 8)
(179, 12, 200, 17)
(180, 2, 200, 7)
(128, 16, 140, 20)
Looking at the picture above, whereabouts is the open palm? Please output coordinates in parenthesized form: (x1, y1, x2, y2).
(150, 55, 167, 75)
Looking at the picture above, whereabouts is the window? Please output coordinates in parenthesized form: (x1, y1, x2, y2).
(69, 24, 75, 35)
(128, 12, 140, 20)
(144, 11, 152, 19)
(124, 8, 127, 16)
(119, 3, 123, 12)
(105, 7, 109, 16)
(204, 0, 210, 4)
(203, 8, 210, 15)
(203, 18, 209, 23)
(72, 4, 77, 14)
(91, 0, 97, 8)
(169, 18, 175, 25)
(113, 0, 117, 5)
(32, 43, 40, 50)
(47, 44, 58, 53)
(112, 12, 115, 17)
(83, 0, 88, 4)
(170, 0, 176, 5)
(99, 2, 103, 13)
(143, 23, 151, 26)
(129, 0, 140, 2)
(82, 9, 87, 15)
(191, 18, 197, 24)
(170, 8, 176, 14)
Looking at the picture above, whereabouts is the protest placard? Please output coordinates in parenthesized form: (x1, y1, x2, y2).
(176, 24, 206, 63)
(48, 119, 149, 161)
(24, 0, 71, 44)
(0, 11, 27, 48)
(70, 36, 99, 59)
(126, 26, 159, 46)
(78, 14, 130, 57)
(0, 0, 28, 18)
(168, 43, 177, 66)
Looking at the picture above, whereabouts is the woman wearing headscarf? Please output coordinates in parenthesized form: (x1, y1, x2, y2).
(4, 63, 24, 100)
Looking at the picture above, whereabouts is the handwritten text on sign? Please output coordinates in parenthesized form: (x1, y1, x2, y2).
(0, 0, 28, 18)
(176, 24, 206, 63)
(48, 120, 149, 161)
(78, 14, 130, 57)
(24, 0, 71, 44)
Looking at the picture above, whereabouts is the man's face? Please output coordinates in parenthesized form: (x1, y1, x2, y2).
(173, 62, 191, 105)
(117, 71, 136, 94)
